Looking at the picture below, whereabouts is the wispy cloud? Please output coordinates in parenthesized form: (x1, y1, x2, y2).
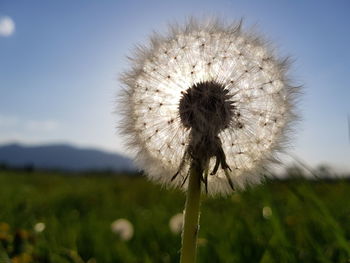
(0, 115, 19, 127)
(0, 114, 61, 146)
(0, 16, 15, 37)
(0, 114, 59, 132)
(26, 120, 59, 132)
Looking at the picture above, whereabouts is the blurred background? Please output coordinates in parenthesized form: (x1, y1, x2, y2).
(1, 1, 350, 262)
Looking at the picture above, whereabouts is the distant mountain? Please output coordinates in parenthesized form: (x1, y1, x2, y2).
(0, 143, 136, 172)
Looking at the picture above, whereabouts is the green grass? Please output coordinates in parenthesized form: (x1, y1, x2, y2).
(0, 170, 350, 263)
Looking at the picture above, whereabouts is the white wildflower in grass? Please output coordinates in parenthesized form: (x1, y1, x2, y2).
(34, 222, 46, 233)
(262, 206, 273, 219)
(169, 213, 184, 234)
(119, 17, 299, 263)
(111, 218, 134, 241)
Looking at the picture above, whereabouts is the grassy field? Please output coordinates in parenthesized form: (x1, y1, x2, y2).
(0, 170, 350, 263)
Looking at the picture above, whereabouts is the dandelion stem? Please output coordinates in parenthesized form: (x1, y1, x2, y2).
(180, 161, 202, 263)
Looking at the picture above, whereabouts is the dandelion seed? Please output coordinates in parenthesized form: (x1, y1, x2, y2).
(111, 218, 134, 241)
(169, 213, 184, 234)
(34, 222, 46, 233)
(119, 18, 298, 196)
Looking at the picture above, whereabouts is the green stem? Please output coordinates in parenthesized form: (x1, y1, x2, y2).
(180, 162, 202, 263)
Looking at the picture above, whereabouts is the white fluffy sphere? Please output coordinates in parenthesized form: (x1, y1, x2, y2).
(119, 18, 298, 196)
(111, 218, 134, 241)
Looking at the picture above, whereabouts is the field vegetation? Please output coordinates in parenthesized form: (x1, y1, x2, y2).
(0, 169, 350, 262)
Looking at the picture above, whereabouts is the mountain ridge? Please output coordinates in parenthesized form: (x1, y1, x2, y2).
(0, 143, 136, 172)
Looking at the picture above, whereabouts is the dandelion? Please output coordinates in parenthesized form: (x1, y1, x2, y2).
(0, 16, 15, 37)
(33, 222, 46, 233)
(262, 206, 272, 219)
(169, 213, 184, 234)
(119, 17, 298, 263)
(111, 218, 134, 241)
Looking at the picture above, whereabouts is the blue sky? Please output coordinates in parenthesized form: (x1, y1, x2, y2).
(0, 0, 349, 171)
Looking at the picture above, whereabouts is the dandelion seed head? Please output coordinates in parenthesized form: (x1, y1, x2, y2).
(169, 213, 183, 234)
(262, 206, 272, 219)
(119, 18, 299, 195)
(34, 222, 46, 233)
(111, 218, 134, 241)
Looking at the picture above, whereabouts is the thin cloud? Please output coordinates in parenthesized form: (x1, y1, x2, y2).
(0, 114, 59, 132)
(0, 115, 19, 127)
(26, 120, 59, 132)
(0, 16, 15, 37)
(0, 114, 61, 146)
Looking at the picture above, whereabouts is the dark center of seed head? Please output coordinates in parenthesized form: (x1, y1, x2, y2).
(179, 81, 235, 136)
